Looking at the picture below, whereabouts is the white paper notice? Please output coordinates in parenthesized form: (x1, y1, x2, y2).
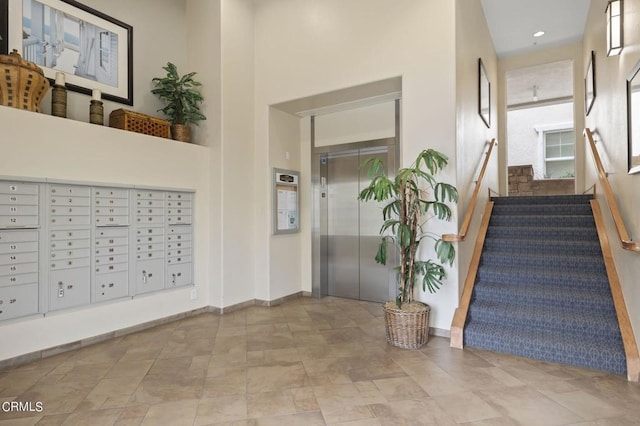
(277, 188, 297, 230)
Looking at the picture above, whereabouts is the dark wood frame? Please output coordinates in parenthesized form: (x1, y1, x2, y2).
(0, 0, 7, 54)
(10, 0, 133, 105)
(478, 58, 490, 128)
(585, 51, 596, 116)
(626, 58, 640, 174)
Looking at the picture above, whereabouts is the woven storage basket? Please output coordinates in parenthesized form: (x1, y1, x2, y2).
(0, 49, 50, 112)
(383, 302, 430, 349)
(109, 109, 171, 139)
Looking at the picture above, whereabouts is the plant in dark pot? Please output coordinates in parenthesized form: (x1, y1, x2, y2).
(151, 62, 206, 143)
(358, 149, 458, 349)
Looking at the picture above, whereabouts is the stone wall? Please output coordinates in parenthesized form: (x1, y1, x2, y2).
(508, 165, 575, 196)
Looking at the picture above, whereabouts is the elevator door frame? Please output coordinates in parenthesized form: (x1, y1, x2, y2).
(311, 101, 400, 299)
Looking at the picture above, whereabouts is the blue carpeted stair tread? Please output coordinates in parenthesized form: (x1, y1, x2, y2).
(464, 194, 626, 376)
(476, 265, 610, 289)
(464, 322, 627, 375)
(472, 281, 616, 314)
(467, 301, 622, 341)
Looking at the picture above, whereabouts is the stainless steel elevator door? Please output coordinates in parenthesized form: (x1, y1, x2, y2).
(325, 148, 393, 303)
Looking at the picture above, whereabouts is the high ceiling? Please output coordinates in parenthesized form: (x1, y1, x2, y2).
(481, 0, 592, 58)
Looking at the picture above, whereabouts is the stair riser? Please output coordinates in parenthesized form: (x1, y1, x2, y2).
(491, 195, 594, 205)
(476, 267, 609, 289)
(486, 227, 599, 241)
(489, 215, 595, 228)
(492, 205, 593, 216)
(479, 252, 606, 273)
(483, 239, 602, 256)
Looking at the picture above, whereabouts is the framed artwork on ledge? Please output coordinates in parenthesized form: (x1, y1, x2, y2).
(7, 0, 133, 105)
(585, 51, 596, 116)
(478, 58, 490, 128)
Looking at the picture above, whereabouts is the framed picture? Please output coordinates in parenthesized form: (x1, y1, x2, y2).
(8, 0, 133, 104)
(0, 0, 7, 54)
(585, 51, 596, 116)
(478, 58, 490, 128)
(626, 58, 640, 174)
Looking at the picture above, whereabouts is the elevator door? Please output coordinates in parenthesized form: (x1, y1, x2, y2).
(325, 147, 394, 303)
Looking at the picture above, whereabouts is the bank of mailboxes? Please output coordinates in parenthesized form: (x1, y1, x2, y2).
(0, 179, 194, 322)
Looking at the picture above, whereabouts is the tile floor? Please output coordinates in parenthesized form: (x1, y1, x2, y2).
(1, 296, 640, 425)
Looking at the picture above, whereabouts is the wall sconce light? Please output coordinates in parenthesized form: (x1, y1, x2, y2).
(532, 85, 539, 102)
(606, 0, 623, 56)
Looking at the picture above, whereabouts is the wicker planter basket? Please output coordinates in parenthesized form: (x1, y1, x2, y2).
(383, 302, 430, 349)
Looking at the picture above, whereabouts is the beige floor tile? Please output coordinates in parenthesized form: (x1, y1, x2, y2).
(246, 362, 309, 394)
(141, 399, 199, 426)
(2, 296, 638, 426)
(372, 377, 429, 401)
(194, 396, 247, 425)
(433, 390, 502, 423)
(478, 385, 584, 426)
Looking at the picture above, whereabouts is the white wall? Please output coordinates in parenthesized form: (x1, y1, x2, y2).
(508, 103, 574, 176)
(583, 0, 640, 345)
(269, 108, 302, 299)
(253, 0, 458, 329)
(0, 107, 210, 361)
(185, 0, 222, 307)
(314, 102, 396, 147)
(454, 0, 498, 307)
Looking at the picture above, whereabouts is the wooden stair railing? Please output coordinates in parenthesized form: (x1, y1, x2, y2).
(443, 139, 496, 242)
(591, 200, 640, 382)
(584, 128, 640, 251)
(450, 201, 494, 349)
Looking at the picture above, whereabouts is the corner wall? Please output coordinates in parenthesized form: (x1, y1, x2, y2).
(583, 0, 640, 344)
(454, 0, 498, 303)
(253, 0, 458, 328)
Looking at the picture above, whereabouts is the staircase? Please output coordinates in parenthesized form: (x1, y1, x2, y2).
(464, 194, 627, 375)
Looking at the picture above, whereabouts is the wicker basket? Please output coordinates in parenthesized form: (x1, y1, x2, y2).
(109, 109, 171, 139)
(0, 49, 50, 112)
(383, 302, 430, 349)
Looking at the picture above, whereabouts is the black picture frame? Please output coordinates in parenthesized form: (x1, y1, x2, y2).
(11, 0, 133, 105)
(585, 51, 596, 116)
(478, 58, 490, 128)
(626, 58, 640, 174)
(0, 0, 7, 54)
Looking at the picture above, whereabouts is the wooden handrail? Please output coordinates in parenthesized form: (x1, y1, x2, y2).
(584, 128, 640, 251)
(443, 139, 497, 242)
(591, 200, 640, 382)
(450, 201, 494, 349)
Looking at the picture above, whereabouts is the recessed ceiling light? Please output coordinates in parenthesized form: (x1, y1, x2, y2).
(533, 31, 545, 38)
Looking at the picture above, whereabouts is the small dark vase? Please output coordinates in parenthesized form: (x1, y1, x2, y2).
(171, 124, 191, 143)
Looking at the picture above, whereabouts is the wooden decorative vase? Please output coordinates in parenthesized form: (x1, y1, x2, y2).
(0, 49, 50, 112)
(171, 124, 191, 143)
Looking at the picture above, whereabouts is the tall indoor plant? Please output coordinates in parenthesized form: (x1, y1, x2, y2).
(358, 148, 458, 348)
(151, 62, 206, 142)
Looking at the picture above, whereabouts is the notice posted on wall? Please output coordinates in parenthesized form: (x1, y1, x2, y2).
(273, 169, 299, 234)
(276, 186, 297, 230)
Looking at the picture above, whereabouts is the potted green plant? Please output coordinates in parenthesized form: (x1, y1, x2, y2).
(151, 62, 206, 142)
(358, 148, 458, 349)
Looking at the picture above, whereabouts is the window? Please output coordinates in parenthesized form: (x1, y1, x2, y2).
(544, 129, 575, 178)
